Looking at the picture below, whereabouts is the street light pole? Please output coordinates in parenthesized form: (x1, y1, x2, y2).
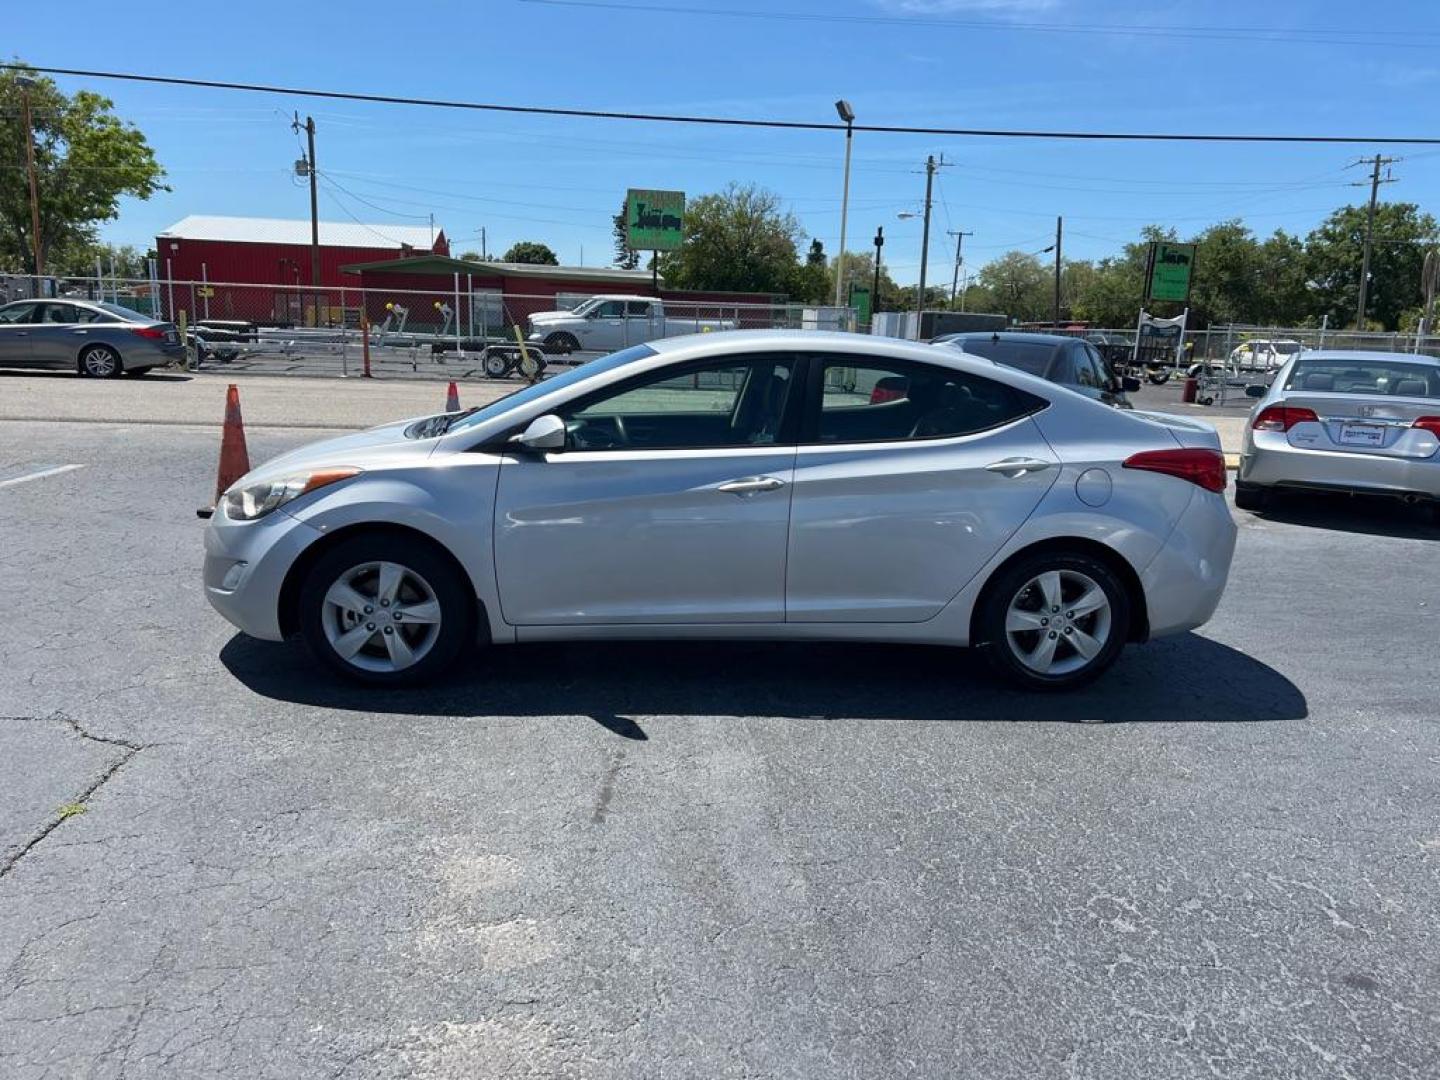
(16, 75, 44, 291)
(833, 100, 855, 308)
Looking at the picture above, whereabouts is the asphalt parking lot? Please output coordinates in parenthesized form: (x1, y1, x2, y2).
(1, 388, 1438, 1078)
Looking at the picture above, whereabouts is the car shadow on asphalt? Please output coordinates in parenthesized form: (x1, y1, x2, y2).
(0, 368, 193, 382)
(1248, 492, 1439, 542)
(220, 631, 1306, 736)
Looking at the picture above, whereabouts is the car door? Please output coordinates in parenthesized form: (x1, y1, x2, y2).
(28, 302, 85, 368)
(493, 352, 801, 625)
(0, 302, 40, 367)
(580, 299, 627, 351)
(786, 354, 1059, 623)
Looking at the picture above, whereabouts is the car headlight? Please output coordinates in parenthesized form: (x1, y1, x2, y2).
(223, 468, 361, 521)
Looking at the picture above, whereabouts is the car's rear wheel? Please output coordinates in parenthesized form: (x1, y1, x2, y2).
(298, 535, 473, 685)
(1234, 483, 1271, 512)
(79, 344, 123, 378)
(978, 552, 1129, 692)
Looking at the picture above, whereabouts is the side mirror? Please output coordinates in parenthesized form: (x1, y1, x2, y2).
(513, 413, 566, 452)
(1244, 384, 1267, 399)
(1121, 375, 1142, 393)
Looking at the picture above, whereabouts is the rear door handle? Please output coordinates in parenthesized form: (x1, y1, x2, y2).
(985, 457, 1054, 478)
(716, 475, 786, 495)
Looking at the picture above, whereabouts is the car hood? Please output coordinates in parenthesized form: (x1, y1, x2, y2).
(528, 310, 573, 325)
(233, 415, 440, 487)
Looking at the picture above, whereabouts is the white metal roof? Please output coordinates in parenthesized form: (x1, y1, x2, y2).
(158, 215, 441, 250)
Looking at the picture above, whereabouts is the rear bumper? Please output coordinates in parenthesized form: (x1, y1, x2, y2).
(1140, 490, 1236, 638)
(1240, 437, 1440, 500)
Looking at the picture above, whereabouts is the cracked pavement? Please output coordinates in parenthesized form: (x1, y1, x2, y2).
(0, 407, 1437, 1078)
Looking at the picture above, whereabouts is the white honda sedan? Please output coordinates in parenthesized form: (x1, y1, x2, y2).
(203, 331, 1236, 691)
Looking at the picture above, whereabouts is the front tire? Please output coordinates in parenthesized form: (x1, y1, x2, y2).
(79, 344, 123, 378)
(544, 332, 580, 354)
(977, 552, 1130, 692)
(298, 534, 474, 685)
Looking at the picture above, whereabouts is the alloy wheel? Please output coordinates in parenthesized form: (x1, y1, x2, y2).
(321, 560, 443, 673)
(1004, 569, 1113, 677)
(83, 346, 120, 377)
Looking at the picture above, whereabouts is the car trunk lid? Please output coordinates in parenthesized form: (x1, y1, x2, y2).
(1279, 394, 1440, 459)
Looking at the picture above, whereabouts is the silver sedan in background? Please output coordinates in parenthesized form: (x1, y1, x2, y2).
(1237, 350, 1440, 514)
(202, 331, 1236, 691)
(0, 298, 185, 377)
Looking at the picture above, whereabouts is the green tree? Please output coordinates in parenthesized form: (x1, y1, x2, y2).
(1, 65, 166, 274)
(52, 240, 149, 278)
(1305, 203, 1438, 330)
(501, 241, 559, 265)
(827, 248, 903, 310)
(975, 251, 1051, 322)
(786, 239, 829, 303)
(657, 183, 801, 293)
(612, 201, 640, 270)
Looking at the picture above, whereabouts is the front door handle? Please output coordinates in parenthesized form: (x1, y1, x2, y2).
(985, 457, 1053, 478)
(716, 475, 786, 495)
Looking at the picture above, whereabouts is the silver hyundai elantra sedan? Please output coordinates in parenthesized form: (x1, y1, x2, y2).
(203, 331, 1236, 690)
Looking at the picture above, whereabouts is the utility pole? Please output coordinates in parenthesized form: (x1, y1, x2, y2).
(872, 226, 884, 316)
(16, 75, 44, 291)
(481, 226, 487, 260)
(914, 154, 946, 340)
(1052, 216, 1063, 328)
(947, 229, 973, 309)
(293, 114, 321, 323)
(1351, 154, 1399, 330)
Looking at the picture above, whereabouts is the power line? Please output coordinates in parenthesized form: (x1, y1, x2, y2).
(517, 0, 1440, 49)
(7, 64, 1440, 145)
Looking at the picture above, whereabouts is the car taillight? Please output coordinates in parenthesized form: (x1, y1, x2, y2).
(130, 326, 167, 340)
(1413, 416, 1440, 436)
(870, 386, 905, 404)
(1252, 405, 1318, 431)
(1123, 448, 1227, 493)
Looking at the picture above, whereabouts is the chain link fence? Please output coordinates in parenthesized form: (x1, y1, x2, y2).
(28, 274, 857, 380)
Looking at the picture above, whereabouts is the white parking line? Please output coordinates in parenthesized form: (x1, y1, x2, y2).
(0, 464, 86, 490)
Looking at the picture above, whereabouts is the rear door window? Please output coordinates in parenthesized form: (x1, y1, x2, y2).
(808, 355, 1046, 444)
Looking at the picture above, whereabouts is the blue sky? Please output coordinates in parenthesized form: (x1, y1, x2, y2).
(12, 0, 1440, 285)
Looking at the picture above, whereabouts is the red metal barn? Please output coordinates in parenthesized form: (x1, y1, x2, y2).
(155, 215, 448, 325)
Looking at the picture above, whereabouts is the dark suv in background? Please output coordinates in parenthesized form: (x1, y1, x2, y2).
(933, 331, 1140, 409)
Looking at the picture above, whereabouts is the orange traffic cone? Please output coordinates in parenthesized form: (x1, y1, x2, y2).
(199, 384, 251, 517)
(445, 380, 460, 412)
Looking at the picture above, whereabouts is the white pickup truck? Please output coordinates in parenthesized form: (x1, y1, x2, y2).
(527, 295, 737, 354)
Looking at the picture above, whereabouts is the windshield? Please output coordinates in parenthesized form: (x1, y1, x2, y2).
(97, 302, 151, 322)
(1284, 357, 1440, 398)
(953, 338, 1056, 378)
(447, 344, 658, 431)
(568, 299, 601, 317)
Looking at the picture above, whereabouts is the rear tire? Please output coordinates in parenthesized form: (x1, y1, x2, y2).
(298, 534, 474, 686)
(977, 551, 1130, 692)
(1234, 483, 1271, 512)
(78, 344, 123, 378)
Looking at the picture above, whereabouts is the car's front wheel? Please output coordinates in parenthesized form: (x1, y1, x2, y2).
(298, 534, 474, 685)
(978, 552, 1130, 691)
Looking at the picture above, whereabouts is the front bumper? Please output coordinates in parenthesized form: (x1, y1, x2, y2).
(1240, 434, 1440, 500)
(1140, 490, 1237, 638)
(203, 506, 322, 640)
